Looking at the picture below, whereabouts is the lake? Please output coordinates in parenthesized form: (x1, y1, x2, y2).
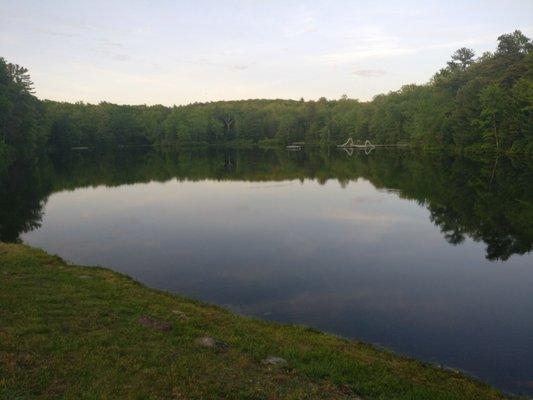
(1, 147, 532, 395)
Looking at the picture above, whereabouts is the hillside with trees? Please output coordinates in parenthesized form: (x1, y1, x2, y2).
(1, 31, 532, 158)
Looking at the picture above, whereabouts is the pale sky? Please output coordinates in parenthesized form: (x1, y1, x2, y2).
(1, 0, 532, 105)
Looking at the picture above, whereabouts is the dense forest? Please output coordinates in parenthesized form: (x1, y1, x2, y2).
(1, 30, 532, 161)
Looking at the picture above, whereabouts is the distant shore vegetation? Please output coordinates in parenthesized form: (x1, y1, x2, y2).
(1, 31, 532, 160)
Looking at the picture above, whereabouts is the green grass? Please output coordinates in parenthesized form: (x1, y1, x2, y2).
(0, 243, 505, 399)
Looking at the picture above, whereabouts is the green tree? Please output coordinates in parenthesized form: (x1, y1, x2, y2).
(447, 47, 476, 71)
(479, 84, 508, 150)
(496, 30, 533, 55)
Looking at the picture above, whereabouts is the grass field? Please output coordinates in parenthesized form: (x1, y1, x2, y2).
(0, 243, 505, 399)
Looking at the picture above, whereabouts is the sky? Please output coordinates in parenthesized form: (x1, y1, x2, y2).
(1, 0, 532, 106)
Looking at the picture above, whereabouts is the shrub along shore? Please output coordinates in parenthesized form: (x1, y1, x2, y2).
(0, 243, 505, 399)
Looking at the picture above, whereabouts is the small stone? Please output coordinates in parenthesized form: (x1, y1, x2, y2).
(137, 315, 172, 331)
(261, 356, 288, 366)
(196, 336, 228, 349)
(197, 336, 216, 347)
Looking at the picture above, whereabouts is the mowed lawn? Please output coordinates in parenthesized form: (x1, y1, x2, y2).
(0, 243, 504, 399)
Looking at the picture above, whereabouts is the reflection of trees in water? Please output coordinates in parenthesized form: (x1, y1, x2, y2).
(430, 205, 467, 245)
(0, 147, 531, 261)
(0, 160, 52, 242)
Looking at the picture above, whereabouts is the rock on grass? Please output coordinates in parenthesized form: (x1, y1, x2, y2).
(196, 336, 229, 349)
(261, 356, 288, 367)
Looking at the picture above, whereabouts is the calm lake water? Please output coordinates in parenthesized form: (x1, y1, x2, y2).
(2, 147, 532, 395)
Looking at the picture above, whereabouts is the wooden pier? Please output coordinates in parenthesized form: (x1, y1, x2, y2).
(337, 138, 409, 148)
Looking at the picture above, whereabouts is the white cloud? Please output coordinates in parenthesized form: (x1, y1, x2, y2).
(320, 26, 413, 64)
(321, 29, 494, 66)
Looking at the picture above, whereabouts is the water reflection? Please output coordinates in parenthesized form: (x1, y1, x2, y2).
(2, 147, 531, 261)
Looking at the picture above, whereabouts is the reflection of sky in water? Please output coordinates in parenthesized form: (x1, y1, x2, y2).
(23, 178, 533, 395)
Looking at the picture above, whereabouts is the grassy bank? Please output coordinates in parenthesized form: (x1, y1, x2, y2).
(0, 243, 504, 400)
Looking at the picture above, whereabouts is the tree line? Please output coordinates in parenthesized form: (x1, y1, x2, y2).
(1, 30, 532, 159)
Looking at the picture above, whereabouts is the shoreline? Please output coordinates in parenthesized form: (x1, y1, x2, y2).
(0, 243, 506, 399)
